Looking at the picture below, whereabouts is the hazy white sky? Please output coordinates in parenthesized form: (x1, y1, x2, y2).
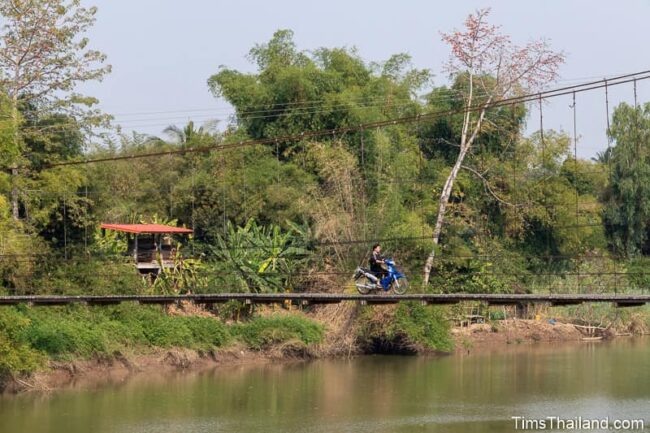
(81, 0, 650, 158)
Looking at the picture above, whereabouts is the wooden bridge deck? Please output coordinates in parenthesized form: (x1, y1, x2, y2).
(0, 293, 648, 307)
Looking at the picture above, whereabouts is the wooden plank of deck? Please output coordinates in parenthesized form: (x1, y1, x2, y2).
(0, 293, 647, 307)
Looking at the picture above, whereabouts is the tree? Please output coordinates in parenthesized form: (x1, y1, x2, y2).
(602, 102, 650, 256)
(422, 8, 564, 284)
(162, 120, 218, 146)
(208, 29, 428, 153)
(0, 0, 110, 219)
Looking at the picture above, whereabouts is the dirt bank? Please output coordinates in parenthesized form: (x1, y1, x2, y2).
(2, 343, 314, 394)
(452, 318, 594, 350)
(4, 316, 618, 395)
(4, 320, 596, 393)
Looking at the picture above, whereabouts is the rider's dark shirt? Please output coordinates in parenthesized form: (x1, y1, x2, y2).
(369, 251, 384, 274)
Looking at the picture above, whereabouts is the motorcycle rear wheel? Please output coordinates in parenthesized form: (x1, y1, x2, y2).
(355, 275, 374, 295)
(391, 277, 409, 295)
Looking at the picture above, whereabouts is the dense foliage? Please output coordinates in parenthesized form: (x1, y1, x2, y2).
(2, 28, 636, 295)
(1, 8, 649, 378)
(0, 304, 323, 377)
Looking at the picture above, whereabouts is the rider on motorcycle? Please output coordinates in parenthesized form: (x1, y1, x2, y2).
(354, 243, 408, 294)
(369, 243, 387, 288)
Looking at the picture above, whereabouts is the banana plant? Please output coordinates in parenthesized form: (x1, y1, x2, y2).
(210, 219, 312, 293)
(145, 243, 207, 295)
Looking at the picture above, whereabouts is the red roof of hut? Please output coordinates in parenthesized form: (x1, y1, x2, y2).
(100, 223, 193, 234)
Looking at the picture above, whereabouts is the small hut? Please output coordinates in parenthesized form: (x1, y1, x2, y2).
(100, 223, 193, 273)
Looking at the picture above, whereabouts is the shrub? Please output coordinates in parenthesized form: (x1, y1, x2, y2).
(231, 314, 324, 350)
(390, 303, 453, 352)
(0, 305, 324, 376)
(0, 308, 43, 375)
(22, 311, 107, 357)
(179, 317, 231, 349)
(358, 303, 453, 353)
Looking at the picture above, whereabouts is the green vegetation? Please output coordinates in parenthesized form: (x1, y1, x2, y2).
(357, 303, 452, 353)
(231, 315, 324, 350)
(0, 305, 324, 377)
(0, 4, 648, 380)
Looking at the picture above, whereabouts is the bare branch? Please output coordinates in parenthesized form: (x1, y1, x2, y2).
(424, 8, 564, 284)
(461, 164, 518, 207)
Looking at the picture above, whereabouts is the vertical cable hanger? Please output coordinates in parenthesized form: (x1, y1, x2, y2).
(539, 94, 550, 293)
(360, 126, 367, 242)
(512, 107, 517, 236)
(357, 125, 368, 267)
(632, 79, 640, 286)
(242, 147, 248, 224)
(571, 91, 581, 293)
(360, 125, 365, 167)
(633, 78, 639, 168)
(190, 150, 196, 254)
(373, 125, 381, 241)
(84, 186, 89, 259)
(275, 139, 280, 184)
(604, 79, 614, 289)
(84, 154, 89, 258)
(604, 79, 612, 182)
(572, 91, 578, 228)
(81, 136, 89, 258)
(167, 151, 174, 220)
(63, 192, 68, 260)
(633, 78, 640, 164)
(416, 114, 424, 241)
(221, 153, 227, 235)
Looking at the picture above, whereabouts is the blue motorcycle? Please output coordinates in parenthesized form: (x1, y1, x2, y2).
(353, 259, 409, 295)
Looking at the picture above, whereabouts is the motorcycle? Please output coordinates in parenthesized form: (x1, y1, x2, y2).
(353, 259, 409, 295)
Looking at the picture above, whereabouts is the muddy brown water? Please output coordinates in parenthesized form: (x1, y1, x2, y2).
(0, 339, 648, 433)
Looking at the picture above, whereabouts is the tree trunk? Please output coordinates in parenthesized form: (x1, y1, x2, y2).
(422, 89, 493, 286)
(10, 96, 20, 220)
(423, 71, 475, 286)
(423, 143, 471, 284)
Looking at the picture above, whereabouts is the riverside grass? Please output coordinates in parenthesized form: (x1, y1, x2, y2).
(0, 304, 325, 377)
(356, 302, 453, 353)
(0, 301, 456, 379)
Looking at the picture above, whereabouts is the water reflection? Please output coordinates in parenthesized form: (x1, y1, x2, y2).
(1, 339, 648, 433)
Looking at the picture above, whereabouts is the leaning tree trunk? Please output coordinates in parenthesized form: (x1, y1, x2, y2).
(422, 93, 492, 286)
(423, 143, 471, 285)
(10, 96, 20, 220)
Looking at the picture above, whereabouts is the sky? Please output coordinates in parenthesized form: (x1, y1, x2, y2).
(80, 0, 650, 158)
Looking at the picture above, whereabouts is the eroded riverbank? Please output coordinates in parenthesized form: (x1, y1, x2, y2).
(4, 316, 644, 395)
(1, 338, 648, 433)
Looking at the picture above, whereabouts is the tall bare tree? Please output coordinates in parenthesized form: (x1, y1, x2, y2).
(0, 0, 110, 219)
(423, 8, 564, 285)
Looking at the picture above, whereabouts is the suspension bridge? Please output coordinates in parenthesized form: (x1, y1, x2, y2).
(3, 71, 650, 301)
(0, 292, 648, 307)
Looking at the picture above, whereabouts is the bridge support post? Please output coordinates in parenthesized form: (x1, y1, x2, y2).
(515, 302, 530, 319)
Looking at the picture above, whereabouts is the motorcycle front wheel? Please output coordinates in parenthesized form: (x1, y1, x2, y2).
(391, 277, 409, 295)
(355, 275, 374, 295)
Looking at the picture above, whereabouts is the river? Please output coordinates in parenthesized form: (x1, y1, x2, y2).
(1, 339, 648, 433)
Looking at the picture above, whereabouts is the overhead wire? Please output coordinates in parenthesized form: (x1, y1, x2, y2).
(4, 70, 650, 172)
(18, 69, 643, 119)
(5, 70, 648, 138)
(4, 71, 650, 293)
(0, 219, 626, 262)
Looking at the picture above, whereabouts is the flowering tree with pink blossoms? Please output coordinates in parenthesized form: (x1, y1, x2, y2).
(423, 8, 565, 285)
